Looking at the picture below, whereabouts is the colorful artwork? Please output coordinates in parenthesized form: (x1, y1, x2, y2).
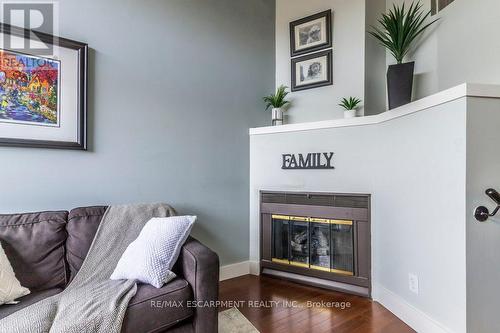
(0, 50, 60, 126)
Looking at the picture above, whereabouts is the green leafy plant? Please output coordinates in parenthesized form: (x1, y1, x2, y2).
(339, 97, 362, 111)
(368, 1, 438, 64)
(263, 85, 290, 111)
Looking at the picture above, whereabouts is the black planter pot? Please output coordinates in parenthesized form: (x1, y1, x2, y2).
(387, 61, 415, 110)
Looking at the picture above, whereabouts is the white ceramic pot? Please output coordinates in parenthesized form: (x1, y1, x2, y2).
(344, 110, 357, 119)
(272, 108, 284, 126)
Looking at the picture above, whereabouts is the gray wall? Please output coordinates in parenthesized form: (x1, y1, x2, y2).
(0, 0, 275, 265)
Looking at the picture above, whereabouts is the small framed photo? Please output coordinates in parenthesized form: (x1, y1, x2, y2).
(431, 0, 455, 14)
(0, 24, 88, 150)
(291, 49, 332, 92)
(290, 10, 332, 57)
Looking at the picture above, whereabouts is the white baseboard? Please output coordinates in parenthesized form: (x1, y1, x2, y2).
(220, 261, 259, 281)
(249, 261, 259, 275)
(372, 283, 453, 333)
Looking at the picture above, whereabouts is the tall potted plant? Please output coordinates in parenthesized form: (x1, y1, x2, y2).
(369, 2, 438, 109)
(263, 85, 290, 126)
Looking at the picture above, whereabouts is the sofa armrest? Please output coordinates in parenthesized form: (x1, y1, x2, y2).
(178, 236, 219, 333)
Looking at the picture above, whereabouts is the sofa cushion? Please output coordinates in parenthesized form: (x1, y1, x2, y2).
(66, 206, 106, 281)
(0, 287, 63, 320)
(0, 211, 68, 291)
(121, 278, 194, 333)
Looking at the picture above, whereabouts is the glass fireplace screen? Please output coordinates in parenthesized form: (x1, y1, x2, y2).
(271, 215, 354, 275)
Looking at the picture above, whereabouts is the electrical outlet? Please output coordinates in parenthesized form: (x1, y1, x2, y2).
(409, 273, 419, 294)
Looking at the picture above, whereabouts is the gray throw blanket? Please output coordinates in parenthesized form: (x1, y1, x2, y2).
(0, 203, 175, 333)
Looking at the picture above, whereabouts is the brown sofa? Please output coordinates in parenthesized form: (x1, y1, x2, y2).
(0, 206, 219, 333)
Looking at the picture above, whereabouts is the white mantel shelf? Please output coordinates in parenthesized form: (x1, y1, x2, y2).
(249, 83, 500, 136)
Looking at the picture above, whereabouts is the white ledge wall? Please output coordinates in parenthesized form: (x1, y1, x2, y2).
(250, 84, 500, 333)
(250, 83, 500, 135)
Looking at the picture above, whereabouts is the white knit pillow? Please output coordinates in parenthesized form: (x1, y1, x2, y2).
(0, 243, 30, 305)
(110, 215, 196, 288)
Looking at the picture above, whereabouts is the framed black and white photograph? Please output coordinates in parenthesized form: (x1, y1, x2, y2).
(290, 10, 332, 57)
(0, 24, 87, 150)
(431, 0, 455, 14)
(291, 49, 332, 92)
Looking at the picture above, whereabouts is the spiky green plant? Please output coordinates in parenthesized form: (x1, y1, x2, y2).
(369, 1, 438, 64)
(263, 85, 290, 111)
(339, 97, 362, 111)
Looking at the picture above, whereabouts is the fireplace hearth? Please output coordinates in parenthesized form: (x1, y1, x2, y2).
(260, 191, 371, 297)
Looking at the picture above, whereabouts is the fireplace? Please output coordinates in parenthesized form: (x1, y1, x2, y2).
(260, 191, 371, 297)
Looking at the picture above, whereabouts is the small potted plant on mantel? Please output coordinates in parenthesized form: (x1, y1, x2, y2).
(339, 97, 362, 118)
(263, 85, 290, 126)
(369, 1, 438, 110)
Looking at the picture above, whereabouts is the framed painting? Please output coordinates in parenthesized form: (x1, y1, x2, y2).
(291, 49, 332, 92)
(290, 10, 332, 57)
(0, 24, 87, 149)
(431, 0, 455, 14)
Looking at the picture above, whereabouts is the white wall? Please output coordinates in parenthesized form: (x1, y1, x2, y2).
(365, 0, 387, 115)
(275, 0, 366, 123)
(275, 0, 500, 123)
(250, 96, 472, 332)
(386, 0, 500, 99)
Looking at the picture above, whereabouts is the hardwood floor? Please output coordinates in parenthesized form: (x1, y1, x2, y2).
(219, 275, 414, 333)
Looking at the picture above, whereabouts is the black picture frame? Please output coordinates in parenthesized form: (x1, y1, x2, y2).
(431, 0, 455, 15)
(291, 49, 332, 92)
(0, 23, 88, 150)
(290, 10, 332, 57)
